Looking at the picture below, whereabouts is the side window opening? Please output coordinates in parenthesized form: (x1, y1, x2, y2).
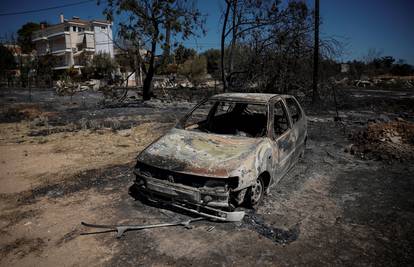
(182, 100, 267, 138)
(184, 100, 214, 129)
(273, 101, 290, 137)
(286, 98, 302, 124)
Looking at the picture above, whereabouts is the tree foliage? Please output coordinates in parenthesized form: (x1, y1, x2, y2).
(178, 55, 207, 85)
(0, 45, 16, 77)
(174, 44, 197, 64)
(84, 52, 118, 79)
(17, 22, 41, 53)
(201, 48, 221, 79)
(219, 0, 343, 96)
(102, 0, 205, 100)
(347, 55, 413, 79)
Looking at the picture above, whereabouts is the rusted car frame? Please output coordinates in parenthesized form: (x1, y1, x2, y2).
(132, 93, 307, 221)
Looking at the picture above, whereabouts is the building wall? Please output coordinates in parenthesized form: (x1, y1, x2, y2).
(93, 24, 114, 57)
(32, 18, 114, 69)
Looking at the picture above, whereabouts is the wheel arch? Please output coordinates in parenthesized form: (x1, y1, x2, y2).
(259, 171, 271, 189)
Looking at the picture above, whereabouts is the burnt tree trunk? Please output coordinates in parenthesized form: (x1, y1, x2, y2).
(143, 40, 156, 101)
(227, 0, 239, 89)
(142, 17, 159, 101)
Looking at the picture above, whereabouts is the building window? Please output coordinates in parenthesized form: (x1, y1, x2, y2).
(72, 26, 76, 32)
(64, 26, 69, 31)
(101, 26, 106, 30)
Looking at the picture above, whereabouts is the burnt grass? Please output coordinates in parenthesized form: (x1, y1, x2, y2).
(0, 88, 188, 135)
(332, 167, 414, 265)
(0, 237, 46, 259)
(20, 164, 133, 204)
(2, 87, 414, 265)
(241, 212, 300, 244)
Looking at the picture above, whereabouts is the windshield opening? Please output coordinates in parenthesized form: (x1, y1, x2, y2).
(178, 100, 268, 138)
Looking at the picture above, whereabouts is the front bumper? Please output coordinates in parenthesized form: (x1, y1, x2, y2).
(133, 171, 245, 222)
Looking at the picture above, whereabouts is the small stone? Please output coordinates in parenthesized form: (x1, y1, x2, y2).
(119, 129, 132, 137)
(389, 136, 401, 144)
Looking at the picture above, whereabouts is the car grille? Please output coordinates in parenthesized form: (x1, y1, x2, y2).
(135, 162, 238, 189)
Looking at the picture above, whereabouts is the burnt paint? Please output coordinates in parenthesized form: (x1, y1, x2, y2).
(136, 94, 307, 193)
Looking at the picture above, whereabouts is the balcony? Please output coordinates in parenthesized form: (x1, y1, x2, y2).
(49, 36, 70, 54)
(32, 26, 69, 41)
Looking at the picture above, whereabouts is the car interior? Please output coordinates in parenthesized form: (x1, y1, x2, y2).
(185, 101, 268, 137)
(273, 101, 290, 136)
(286, 98, 301, 123)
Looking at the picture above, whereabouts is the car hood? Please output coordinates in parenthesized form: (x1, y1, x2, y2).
(138, 128, 262, 178)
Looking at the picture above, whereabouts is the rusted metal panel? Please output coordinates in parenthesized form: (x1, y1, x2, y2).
(138, 128, 262, 179)
(211, 93, 290, 104)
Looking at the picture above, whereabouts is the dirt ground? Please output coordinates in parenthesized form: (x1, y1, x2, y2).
(0, 88, 413, 266)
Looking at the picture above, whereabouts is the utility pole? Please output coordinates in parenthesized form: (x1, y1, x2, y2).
(312, 0, 320, 104)
(221, 0, 231, 92)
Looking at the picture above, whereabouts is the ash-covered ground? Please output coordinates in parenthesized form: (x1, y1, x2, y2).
(0, 87, 413, 266)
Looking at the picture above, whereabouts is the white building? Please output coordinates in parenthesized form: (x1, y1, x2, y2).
(32, 14, 114, 70)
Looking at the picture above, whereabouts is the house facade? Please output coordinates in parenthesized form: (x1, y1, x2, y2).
(32, 14, 114, 70)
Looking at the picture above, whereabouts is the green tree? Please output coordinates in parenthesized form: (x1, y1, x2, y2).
(17, 22, 41, 53)
(103, 0, 205, 101)
(85, 52, 118, 79)
(201, 48, 220, 79)
(174, 44, 197, 64)
(29, 53, 57, 87)
(0, 45, 16, 74)
(391, 61, 413, 76)
(178, 55, 207, 86)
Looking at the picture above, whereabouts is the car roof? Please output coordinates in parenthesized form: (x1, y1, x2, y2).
(210, 93, 292, 104)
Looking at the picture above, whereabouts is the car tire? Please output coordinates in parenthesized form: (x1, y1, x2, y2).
(246, 176, 265, 208)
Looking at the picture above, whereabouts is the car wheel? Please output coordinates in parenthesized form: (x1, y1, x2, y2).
(246, 176, 264, 208)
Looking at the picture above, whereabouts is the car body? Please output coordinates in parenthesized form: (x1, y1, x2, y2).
(132, 93, 307, 221)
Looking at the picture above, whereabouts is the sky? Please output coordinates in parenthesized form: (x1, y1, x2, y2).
(0, 0, 413, 64)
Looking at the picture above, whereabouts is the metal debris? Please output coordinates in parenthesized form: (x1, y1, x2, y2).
(81, 217, 204, 238)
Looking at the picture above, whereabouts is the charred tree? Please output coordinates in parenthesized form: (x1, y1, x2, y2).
(221, 0, 231, 92)
(102, 0, 205, 101)
(143, 24, 158, 101)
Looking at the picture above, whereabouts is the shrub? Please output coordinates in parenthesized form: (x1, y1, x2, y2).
(178, 56, 207, 86)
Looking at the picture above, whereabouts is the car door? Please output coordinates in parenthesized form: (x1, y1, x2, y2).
(285, 97, 307, 160)
(270, 100, 296, 183)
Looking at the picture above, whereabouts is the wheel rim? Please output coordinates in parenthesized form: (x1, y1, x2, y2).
(251, 179, 263, 204)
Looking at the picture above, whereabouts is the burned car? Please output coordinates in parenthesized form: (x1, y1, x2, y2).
(132, 93, 307, 221)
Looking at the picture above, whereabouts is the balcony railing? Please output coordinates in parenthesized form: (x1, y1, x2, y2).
(32, 26, 67, 40)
